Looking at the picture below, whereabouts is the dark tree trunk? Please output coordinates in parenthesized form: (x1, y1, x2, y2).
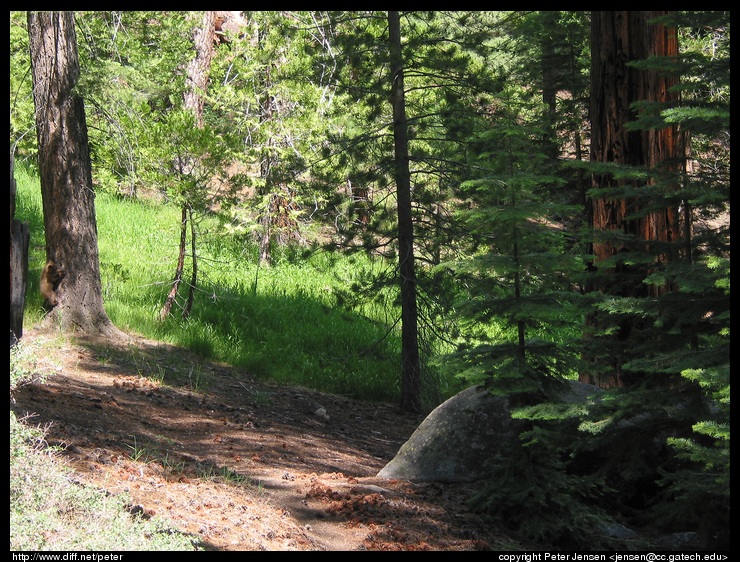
(27, 11, 120, 337)
(10, 153, 30, 346)
(389, 11, 421, 414)
(183, 207, 198, 320)
(160, 206, 188, 321)
(259, 194, 273, 267)
(540, 10, 561, 164)
(583, 11, 681, 387)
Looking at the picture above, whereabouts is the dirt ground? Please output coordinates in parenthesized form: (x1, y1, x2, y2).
(11, 328, 528, 551)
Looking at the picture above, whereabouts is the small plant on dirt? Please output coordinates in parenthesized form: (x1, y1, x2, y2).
(252, 390, 272, 406)
(195, 462, 216, 480)
(94, 350, 114, 367)
(155, 434, 176, 446)
(10, 341, 40, 389)
(126, 436, 153, 464)
(219, 466, 249, 485)
(160, 452, 186, 476)
(187, 364, 208, 393)
(150, 364, 167, 385)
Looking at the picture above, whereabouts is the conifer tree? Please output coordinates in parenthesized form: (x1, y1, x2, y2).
(440, 110, 585, 400)
(511, 11, 729, 548)
(208, 11, 340, 264)
(622, 11, 729, 547)
(314, 11, 508, 408)
(437, 91, 606, 551)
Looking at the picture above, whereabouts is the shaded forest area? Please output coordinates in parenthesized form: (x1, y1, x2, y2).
(10, 11, 729, 550)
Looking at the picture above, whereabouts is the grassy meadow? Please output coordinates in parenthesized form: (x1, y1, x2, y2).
(15, 164, 461, 405)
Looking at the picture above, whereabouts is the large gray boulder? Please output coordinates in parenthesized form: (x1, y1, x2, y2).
(377, 380, 600, 483)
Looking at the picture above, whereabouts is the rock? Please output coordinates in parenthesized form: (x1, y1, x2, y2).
(314, 407, 330, 422)
(378, 385, 514, 483)
(377, 380, 600, 483)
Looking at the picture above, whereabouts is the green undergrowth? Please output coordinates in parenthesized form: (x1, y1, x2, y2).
(15, 164, 448, 405)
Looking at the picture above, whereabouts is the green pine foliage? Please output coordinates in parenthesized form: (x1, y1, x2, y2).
(549, 10, 729, 547)
(644, 13, 729, 545)
(76, 11, 194, 197)
(309, 11, 519, 407)
(469, 445, 622, 550)
(10, 12, 36, 160)
(208, 12, 340, 252)
(438, 84, 614, 546)
(439, 96, 586, 397)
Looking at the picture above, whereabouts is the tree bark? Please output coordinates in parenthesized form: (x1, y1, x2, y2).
(10, 152, 30, 346)
(589, 11, 680, 266)
(583, 11, 680, 387)
(160, 206, 188, 321)
(389, 11, 421, 413)
(183, 207, 198, 320)
(540, 11, 561, 164)
(27, 11, 121, 337)
(184, 11, 216, 127)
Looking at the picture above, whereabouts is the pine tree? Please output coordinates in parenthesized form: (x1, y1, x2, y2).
(314, 11, 510, 408)
(440, 110, 585, 399)
(531, 11, 729, 547)
(636, 11, 729, 547)
(438, 91, 609, 550)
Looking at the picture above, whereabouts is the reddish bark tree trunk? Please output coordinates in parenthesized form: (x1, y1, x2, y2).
(589, 11, 680, 267)
(583, 11, 681, 387)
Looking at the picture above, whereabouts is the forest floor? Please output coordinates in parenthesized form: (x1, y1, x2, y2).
(11, 327, 531, 551)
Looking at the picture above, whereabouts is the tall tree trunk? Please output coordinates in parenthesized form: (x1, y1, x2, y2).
(182, 9, 215, 305)
(184, 11, 216, 128)
(583, 11, 680, 387)
(27, 11, 121, 337)
(10, 152, 30, 346)
(389, 11, 421, 413)
(257, 23, 275, 267)
(540, 10, 561, 164)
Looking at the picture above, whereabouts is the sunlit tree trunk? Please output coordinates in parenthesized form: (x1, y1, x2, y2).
(160, 206, 188, 321)
(28, 11, 121, 337)
(257, 23, 275, 267)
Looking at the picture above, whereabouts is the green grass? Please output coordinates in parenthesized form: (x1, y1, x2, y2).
(16, 165, 428, 403)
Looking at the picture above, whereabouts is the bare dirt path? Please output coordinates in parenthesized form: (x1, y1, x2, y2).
(11, 328, 522, 551)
